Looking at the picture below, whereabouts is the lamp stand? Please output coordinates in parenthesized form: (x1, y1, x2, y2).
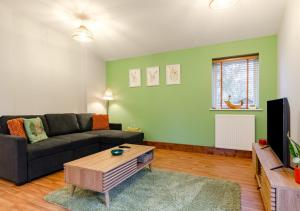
(106, 100, 110, 115)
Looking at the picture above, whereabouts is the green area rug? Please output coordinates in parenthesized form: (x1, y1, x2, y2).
(44, 169, 240, 211)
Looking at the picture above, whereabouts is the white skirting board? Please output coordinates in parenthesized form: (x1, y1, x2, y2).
(215, 114, 255, 151)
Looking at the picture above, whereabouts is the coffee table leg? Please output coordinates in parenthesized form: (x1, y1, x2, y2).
(104, 191, 110, 207)
(70, 185, 76, 196)
(149, 163, 152, 172)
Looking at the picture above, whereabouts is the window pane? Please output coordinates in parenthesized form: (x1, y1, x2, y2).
(212, 57, 259, 109)
(222, 60, 247, 108)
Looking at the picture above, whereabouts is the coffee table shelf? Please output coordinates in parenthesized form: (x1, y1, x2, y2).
(137, 159, 153, 170)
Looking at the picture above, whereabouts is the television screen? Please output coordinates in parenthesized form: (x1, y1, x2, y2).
(267, 98, 290, 167)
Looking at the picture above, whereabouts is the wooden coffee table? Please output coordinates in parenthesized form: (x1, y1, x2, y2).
(64, 144, 155, 207)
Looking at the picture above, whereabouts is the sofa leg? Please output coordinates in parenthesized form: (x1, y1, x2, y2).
(148, 163, 152, 172)
(15, 181, 27, 186)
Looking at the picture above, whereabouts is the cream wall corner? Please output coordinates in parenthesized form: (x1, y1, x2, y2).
(0, 2, 106, 115)
(278, 0, 300, 143)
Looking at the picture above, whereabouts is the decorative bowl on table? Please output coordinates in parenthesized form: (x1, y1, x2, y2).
(111, 149, 124, 156)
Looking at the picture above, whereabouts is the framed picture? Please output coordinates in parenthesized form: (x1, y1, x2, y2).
(166, 64, 181, 85)
(129, 68, 141, 87)
(146, 66, 160, 86)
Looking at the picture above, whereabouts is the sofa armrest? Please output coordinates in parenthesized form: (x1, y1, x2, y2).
(0, 134, 28, 185)
(109, 123, 122, 130)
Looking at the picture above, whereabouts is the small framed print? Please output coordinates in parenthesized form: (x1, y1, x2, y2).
(166, 64, 181, 85)
(146, 66, 160, 86)
(129, 68, 141, 87)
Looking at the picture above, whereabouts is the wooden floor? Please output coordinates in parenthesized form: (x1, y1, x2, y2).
(0, 149, 264, 211)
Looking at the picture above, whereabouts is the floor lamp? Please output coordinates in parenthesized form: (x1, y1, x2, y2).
(102, 89, 114, 114)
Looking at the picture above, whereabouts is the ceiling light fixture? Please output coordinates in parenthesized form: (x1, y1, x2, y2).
(209, 0, 239, 10)
(72, 25, 94, 42)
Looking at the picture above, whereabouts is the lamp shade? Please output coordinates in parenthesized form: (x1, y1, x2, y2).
(209, 0, 239, 9)
(72, 25, 93, 43)
(103, 89, 114, 101)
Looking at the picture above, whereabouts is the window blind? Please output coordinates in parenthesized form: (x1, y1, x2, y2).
(212, 55, 259, 109)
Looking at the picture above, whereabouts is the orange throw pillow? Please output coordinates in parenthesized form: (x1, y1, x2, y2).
(92, 114, 110, 130)
(7, 118, 27, 139)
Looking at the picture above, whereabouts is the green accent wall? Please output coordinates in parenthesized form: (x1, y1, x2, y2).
(106, 36, 277, 147)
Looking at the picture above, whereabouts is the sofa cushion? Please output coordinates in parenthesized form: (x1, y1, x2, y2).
(45, 114, 80, 136)
(27, 133, 100, 161)
(7, 118, 27, 139)
(27, 137, 72, 161)
(92, 114, 110, 130)
(54, 133, 99, 149)
(24, 118, 48, 144)
(76, 113, 93, 132)
(72, 144, 101, 160)
(0, 115, 49, 135)
(85, 130, 144, 145)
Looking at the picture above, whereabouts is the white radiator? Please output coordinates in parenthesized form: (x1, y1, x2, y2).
(215, 115, 255, 151)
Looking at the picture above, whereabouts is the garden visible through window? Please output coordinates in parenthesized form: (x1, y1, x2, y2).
(212, 54, 259, 110)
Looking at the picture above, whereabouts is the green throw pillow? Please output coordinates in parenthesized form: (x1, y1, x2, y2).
(24, 117, 48, 144)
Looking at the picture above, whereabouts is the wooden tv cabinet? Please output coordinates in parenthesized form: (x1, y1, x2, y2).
(252, 143, 300, 211)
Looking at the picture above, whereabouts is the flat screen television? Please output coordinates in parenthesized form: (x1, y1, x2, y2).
(267, 98, 290, 167)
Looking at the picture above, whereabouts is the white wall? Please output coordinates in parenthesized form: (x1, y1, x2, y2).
(0, 3, 106, 115)
(86, 49, 106, 114)
(278, 0, 300, 143)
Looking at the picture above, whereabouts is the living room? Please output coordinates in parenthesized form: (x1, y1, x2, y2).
(0, 0, 299, 210)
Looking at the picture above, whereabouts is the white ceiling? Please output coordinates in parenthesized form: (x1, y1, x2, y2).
(1, 0, 287, 60)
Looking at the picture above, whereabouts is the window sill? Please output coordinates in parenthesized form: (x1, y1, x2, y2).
(210, 108, 263, 111)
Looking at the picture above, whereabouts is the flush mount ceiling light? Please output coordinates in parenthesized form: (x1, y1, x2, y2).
(209, 0, 240, 10)
(72, 25, 94, 42)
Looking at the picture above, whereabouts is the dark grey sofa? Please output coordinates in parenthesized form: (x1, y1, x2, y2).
(0, 113, 144, 185)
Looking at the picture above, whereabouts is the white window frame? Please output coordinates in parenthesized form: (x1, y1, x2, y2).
(211, 54, 260, 110)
